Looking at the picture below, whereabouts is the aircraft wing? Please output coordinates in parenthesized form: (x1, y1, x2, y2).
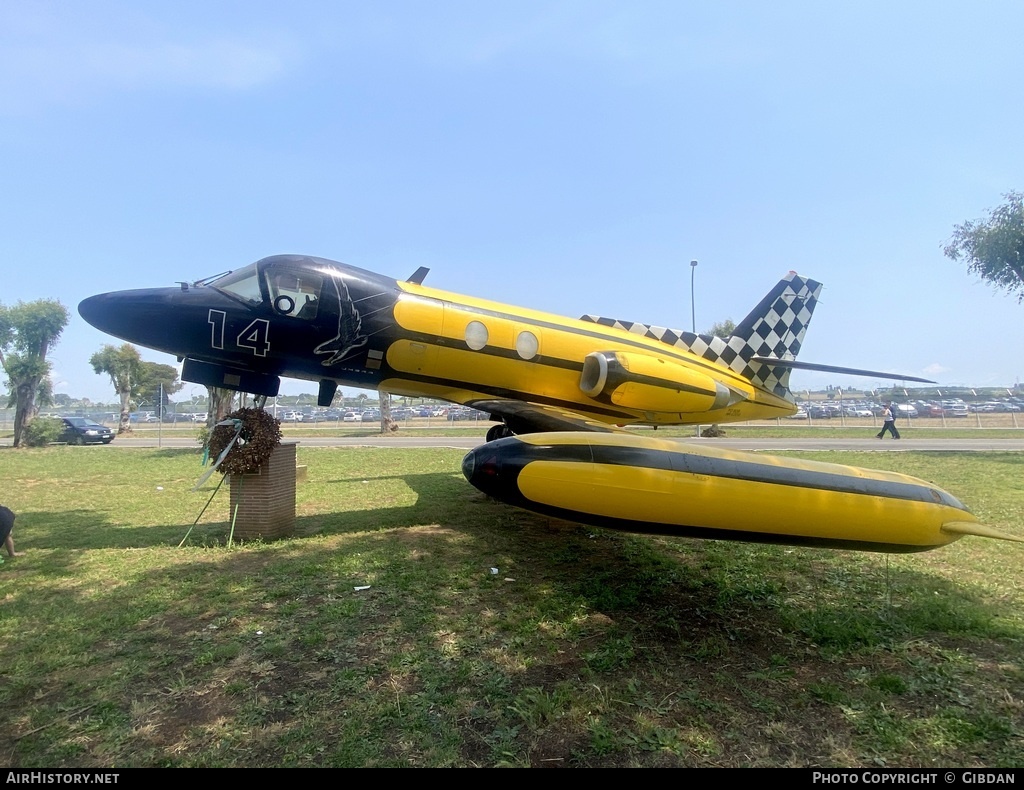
(469, 399, 629, 434)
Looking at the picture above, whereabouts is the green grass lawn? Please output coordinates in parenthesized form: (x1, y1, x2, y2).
(1, 446, 1022, 767)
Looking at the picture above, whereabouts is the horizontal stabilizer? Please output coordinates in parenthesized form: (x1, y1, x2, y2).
(940, 521, 1024, 543)
(751, 357, 936, 384)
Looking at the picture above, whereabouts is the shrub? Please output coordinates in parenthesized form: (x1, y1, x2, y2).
(23, 417, 65, 447)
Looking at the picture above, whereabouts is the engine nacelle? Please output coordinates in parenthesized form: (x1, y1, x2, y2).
(579, 350, 733, 413)
(182, 358, 281, 397)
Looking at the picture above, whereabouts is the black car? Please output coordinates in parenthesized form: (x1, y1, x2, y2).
(60, 417, 115, 445)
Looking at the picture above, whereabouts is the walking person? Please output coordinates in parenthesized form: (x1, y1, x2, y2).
(876, 403, 900, 440)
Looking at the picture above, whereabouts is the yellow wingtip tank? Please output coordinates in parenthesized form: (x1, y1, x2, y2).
(462, 433, 1017, 554)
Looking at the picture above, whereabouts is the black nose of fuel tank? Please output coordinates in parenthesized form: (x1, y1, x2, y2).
(462, 445, 502, 495)
(461, 438, 538, 507)
(460, 449, 477, 483)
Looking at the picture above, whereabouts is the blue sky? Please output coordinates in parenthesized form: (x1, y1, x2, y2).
(3, 1, 1023, 404)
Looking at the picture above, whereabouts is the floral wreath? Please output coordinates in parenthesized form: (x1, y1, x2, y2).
(206, 407, 283, 476)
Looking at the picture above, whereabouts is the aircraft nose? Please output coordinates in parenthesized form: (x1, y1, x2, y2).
(78, 291, 154, 339)
(78, 287, 199, 355)
(78, 293, 115, 333)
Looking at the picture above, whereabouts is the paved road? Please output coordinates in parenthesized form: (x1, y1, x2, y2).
(22, 435, 1024, 452)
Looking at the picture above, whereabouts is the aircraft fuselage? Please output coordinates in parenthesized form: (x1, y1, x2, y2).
(78, 254, 794, 426)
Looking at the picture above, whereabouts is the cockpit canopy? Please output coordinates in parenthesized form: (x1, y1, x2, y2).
(208, 264, 262, 304)
(208, 261, 324, 321)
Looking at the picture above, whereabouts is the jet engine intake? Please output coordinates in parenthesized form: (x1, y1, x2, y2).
(580, 350, 732, 413)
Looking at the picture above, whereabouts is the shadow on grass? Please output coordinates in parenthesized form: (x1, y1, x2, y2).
(12, 470, 474, 552)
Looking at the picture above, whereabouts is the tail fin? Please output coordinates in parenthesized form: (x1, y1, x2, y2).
(581, 272, 823, 400)
(728, 272, 823, 398)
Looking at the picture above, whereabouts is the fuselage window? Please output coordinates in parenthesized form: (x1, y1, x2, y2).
(465, 320, 489, 350)
(266, 268, 324, 320)
(516, 331, 539, 360)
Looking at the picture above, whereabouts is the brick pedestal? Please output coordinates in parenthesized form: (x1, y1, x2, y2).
(228, 443, 296, 540)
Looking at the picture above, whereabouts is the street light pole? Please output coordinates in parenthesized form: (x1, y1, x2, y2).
(689, 260, 698, 333)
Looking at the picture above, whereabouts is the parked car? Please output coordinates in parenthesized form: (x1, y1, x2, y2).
(191, 412, 209, 423)
(342, 411, 359, 422)
(448, 407, 486, 421)
(60, 417, 114, 445)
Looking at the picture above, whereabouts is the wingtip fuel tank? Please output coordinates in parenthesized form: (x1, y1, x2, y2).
(462, 433, 1014, 553)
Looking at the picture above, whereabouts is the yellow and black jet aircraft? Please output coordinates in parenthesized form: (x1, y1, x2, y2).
(79, 254, 1022, 553)
(77, 254, 927, 435)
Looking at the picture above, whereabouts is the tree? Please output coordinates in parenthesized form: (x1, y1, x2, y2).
(207, 387, 236, 427)
(90, 344, 141, 434)
(134, 362, 183, 415)
(0, 300, 70, 447)
(379, 391, 397, 433)
(944, 191, 1024, 302)
(707, 319, 736, 339)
